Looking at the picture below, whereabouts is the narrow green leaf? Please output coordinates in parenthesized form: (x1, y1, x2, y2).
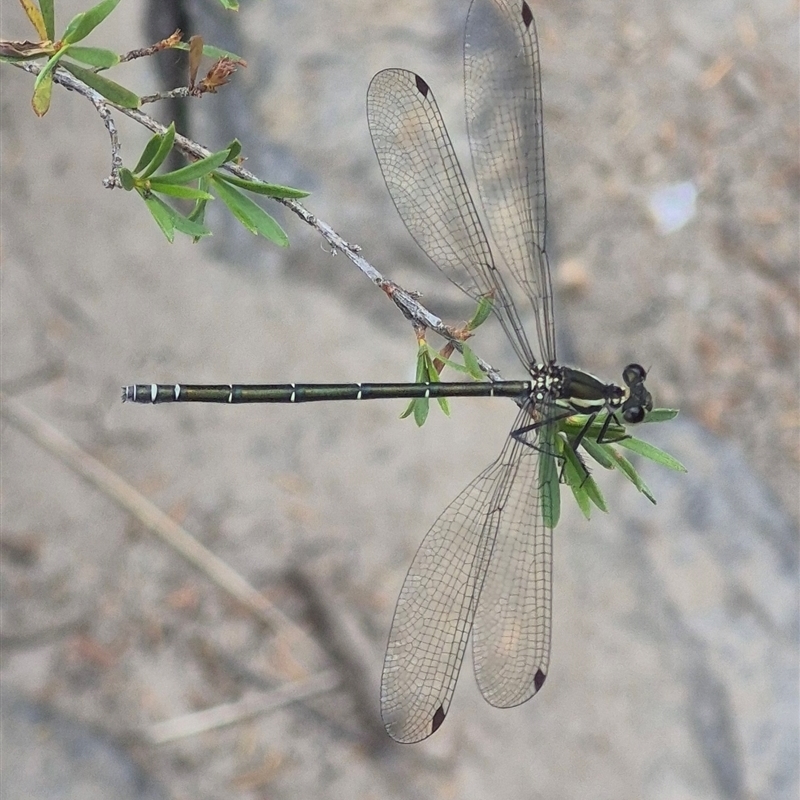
(154, 148, 231, 185)
(32, 46, 63, 89)
(64, 45, 119, 68)
(579, 436, 616, 470)
(643, 408, 680, 423)
(617, 437, 687, 473)
(40, 0, 55, 39)
(210, 175, 289, 246)
(119, 167, 135, 190)
(562, 437, 607, 515)
(461, 344, 485, 380)
(62, 0, 121, 44)
(539, 441, 560, 529)
(147, 181, 214, 200)
(32, 67, 53, 115)
(413, 398, 429, 427)
(60, 61, 139, 108)
(424, 346, 470, 376)
(607, 449, 657, 504)
(423, 352, 441, 383)
(561, 438, 585, 488)
(402, 350, 428, 421)
(61, 11, 86, 43)
(142, 193, 176, 242)
(217, 0, 239, 10)
(141, 191, 211, 240)
(570, 479, 592, 520)
(582, 473, 607, 512)
(188, 176, 211, 243)
(466, 294, 494, 330)
(436, 396, 450, 416)
(171, 211, 212, 238)
(137, 123, 175, 178)
(226, 140, 242, 162)
(214, 171, 310, 199)
(560, 411, 626, 443)
(133, 133, 164, 174)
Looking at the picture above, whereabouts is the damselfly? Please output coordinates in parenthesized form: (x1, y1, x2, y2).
(125, 0, 655, 743)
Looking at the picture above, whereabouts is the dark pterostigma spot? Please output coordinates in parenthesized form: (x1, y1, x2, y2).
(415, 74, 430, 97)
(521, 0, 533, 28)
(431, 704, 446, 734)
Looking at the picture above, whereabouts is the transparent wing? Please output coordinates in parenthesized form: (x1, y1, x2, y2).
(465, 0, 556, 362)
(381, 407, 541, 743)
(367, 68, 537, 369)
(472, 412, 554, 707)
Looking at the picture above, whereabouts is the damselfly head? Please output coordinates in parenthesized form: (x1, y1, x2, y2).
(620, 363, 652, 424)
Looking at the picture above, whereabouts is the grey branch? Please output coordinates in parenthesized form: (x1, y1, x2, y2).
(11, 59, 504, 382)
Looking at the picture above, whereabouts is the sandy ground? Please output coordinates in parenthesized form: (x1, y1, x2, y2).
(1, 0, 798, 798)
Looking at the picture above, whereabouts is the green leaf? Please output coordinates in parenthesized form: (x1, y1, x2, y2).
(461, 344, 485, 380)
(41, 0, 55, 39)
(570, 478, 592, 519)
(467, 294, 494, 330)
(171, 210, 212, 238)
(147, 181, 215, 200)
(217, 0, 239, 9)
(402, 349, 428, 421)
(643, 408, 680, 423)
(617, 437, 687, 473)
(413, 397, 429, 426)
(539, 440, 560, 529)
(60, 60, 139, 108)
(187, 176, 211, 243)
(62, 0, 121, 44)
(423, 352, 441, 382)
(141, 192, 211, 241)
(133, 133, 163, 174)
(226, 140, 242, 162)
(136, 123, 175, 178)
(607, 448, 657, 504)
(578, 435, 616, 470)
(560, 411, 626, 443)
(153, 148, 231, 184)
(142, 193, 176, 242)
(582, 473, 607, 512)
(32, 66, 54, 115)
(119, 167, 135, 190)
(562, 437, 607, 516)
(64, 45, 119, 68)
(214, 172, 310, 199)
(31, 47, 64, 115)
(210, 175, 289, 246)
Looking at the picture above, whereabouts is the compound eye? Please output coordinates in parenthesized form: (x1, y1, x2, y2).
(623, 364, 646, 386)
(623, 405, 645, 424)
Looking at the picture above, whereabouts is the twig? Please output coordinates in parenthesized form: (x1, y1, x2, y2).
(0, 392, 312, 646)
(119, 30, 184, 63)
(11, 59, 504, 382)
(288, 565, 389, 751)
(139, 86, 192, 104)
(84, 92, 123, 188)
(143, 670, 341, 744)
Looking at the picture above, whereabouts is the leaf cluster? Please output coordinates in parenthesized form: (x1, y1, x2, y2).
(119, 126, 308, 244)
